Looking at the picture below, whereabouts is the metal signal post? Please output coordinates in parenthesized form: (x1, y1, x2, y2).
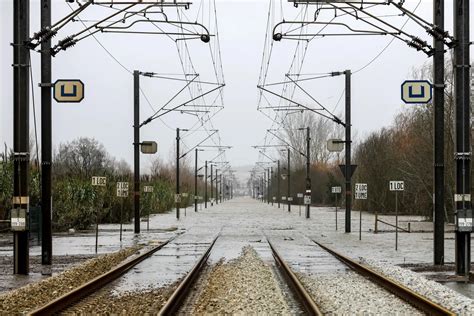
(433, 0, 445, 266)
(344, 70, 352, 233)
(133, 70, 140, 233)
(453, 0, 471, 276)
(13, 0, 30, 275)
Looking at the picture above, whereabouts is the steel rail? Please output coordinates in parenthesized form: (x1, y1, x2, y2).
(158, 235, 219, 315)
(27, 237, 175, 316)
(313, 241, 455, 316)
(268, 240, 323, 316)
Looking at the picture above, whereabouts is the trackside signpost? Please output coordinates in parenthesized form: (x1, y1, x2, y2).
(355, 183, 367, 240)
(297, 193, 303, 216)
(143, 186, 154, 231)
(92, 176, 107, 253)
(116, 182, 129, 241)
(390, 181, 404, 250)
(332, 186, 342, 230)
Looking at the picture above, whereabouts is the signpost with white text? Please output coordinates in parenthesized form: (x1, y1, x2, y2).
(116, 182, 129, 241)
(390, 181, 404, 250)
(332, 186, 342, 230)
(355, 183, 367, 240)
(92, 176, 107, 253)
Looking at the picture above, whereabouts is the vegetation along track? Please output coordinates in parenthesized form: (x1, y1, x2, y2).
(26, 237, 176, 316)
(314, 241, 455, 316)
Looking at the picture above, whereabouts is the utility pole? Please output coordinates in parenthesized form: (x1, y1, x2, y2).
(270, 167, 273, 205)
(268, 168, 271, 204)
(176, 128, 180, 219)
(220, 174, 223, 203)
(40, 0, 52, 269)
(215, 169, 219, 205)
(433, 0, 445, 266)
(210, 164, 214, 206)
(344, 70, 352, 233)
(305, 127, 311, 219)
(194, 149, 198, 212)
(453, 0, 471, 276)
(13, 0, 30, 275)
(277, 161, 281, 208)
(287, 148, 291, 213)
(264, 170, 267, 203)
(205, 161, 208, 208)
(133, 70, 140, 234)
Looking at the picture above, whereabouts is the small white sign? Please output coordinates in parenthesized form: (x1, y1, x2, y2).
(288, 197, 293, 202)
(331, 186, 342, 194)
(459, 217, 473, 228)
(355, 183, 368, 200)
(297, 193, 304, 198)
(272, 196, 276, 201)
(92, 176, 107, 186)
(144, 186, 154, 193)
(304, 195, 311, 205)
(389, 181, 404, 191)
(116, 182, 129, 197)
(282, 196, 287, 201)
(175, 194, 181, 203)
(116, 189, 128, 197)
(182, 192, 189, 198)
(117, 182, 129, 190)
(327, 139, 344, 152)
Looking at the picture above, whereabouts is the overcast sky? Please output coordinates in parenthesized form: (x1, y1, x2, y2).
(1, 0, 473, 180)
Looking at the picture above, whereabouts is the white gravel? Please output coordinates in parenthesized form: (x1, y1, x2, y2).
(192, 246, 291, 314)
(298, 270, 422, 315)
(362, 258, 474, 314)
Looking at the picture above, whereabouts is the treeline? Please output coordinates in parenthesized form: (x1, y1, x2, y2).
(0, 137, 199, 231)
(261, 63, 460, 221)
(353, 62, 458, 220)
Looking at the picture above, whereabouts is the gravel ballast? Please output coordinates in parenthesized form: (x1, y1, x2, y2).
(193, 246, 290, 314)
(64, 282, 179, 314)
(298, 270, 422, 314)
(0, 246, 140, 314)
(363, 258, 474, 314)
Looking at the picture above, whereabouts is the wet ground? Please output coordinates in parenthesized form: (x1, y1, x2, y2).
(1, 197, 474, 299)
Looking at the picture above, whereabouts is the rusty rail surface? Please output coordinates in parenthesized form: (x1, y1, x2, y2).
(268, 240, 323, 316)
(158, 235, 219, 315)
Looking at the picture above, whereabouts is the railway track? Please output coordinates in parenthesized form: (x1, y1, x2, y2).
(25, 232, 456, 315)
(268, 240, 323, 316)
(312, 240, 455, 316)
(160, 236, 318, 315)
(26, 234, 210, 316)
(158, 236, 218, 315)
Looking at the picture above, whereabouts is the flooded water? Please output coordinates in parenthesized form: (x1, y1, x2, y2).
(1, 197, 473, 301)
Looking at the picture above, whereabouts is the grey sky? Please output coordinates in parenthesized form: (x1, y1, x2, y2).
(1, 0, 473, 178)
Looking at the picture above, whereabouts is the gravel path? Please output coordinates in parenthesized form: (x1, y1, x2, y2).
(298, 270, 422, 315)
(0, 246, 140, 314)
(363, 258, 474, 314)
(192, 246, 291, 314)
